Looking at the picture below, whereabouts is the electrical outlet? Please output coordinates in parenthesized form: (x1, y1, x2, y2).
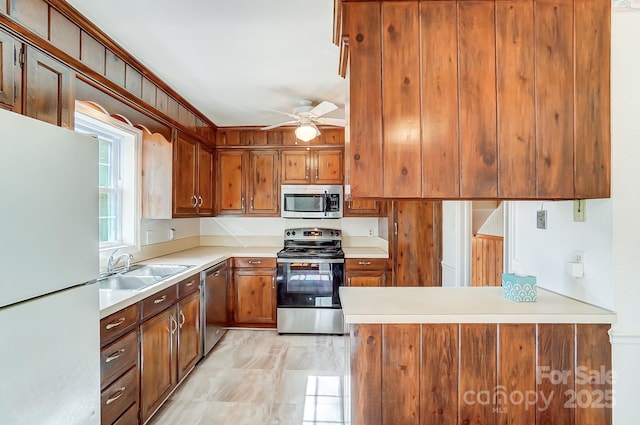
(536, 210, 547, 229)
(169, 228, 175, 241)
(368, 229, 373, 236)
(573, 250, 585, 263)
(574, 200, 586, 222)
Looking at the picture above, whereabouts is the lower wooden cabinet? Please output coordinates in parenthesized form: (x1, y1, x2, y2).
(345, 258, 391, 287)
(139, 274, 201, 423)
(230, 258, 277, 327)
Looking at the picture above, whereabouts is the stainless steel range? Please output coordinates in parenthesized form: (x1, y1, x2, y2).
(276, 227, 345, 334)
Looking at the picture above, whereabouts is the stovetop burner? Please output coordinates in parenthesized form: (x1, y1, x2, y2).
(278, 227, 344, 260)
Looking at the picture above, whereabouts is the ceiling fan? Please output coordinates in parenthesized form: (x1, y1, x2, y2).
(261, 99, 346, 142)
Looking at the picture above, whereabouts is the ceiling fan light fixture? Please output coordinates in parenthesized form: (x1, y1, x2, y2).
(295, 122, 319, 142)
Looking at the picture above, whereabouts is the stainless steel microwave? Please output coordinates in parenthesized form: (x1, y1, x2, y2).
(281, 185, 343, 218)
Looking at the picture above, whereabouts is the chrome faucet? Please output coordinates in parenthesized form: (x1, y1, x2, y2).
(106, 248, 134, 274)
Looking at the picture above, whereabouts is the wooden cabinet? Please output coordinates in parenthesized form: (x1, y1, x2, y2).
(24, 46, 74, 128)
(0, 29, 22, 112)
(139, 273, 201, 423)
(230, 257, 277, 327)
(346, 258, 391, 287)
(216, 149, 279, 216)
(389, 200, 442, 287)
(99, 304, 139, 425)
(173, 132, 214, 217)
(341, 0, 610, 199)
(344, 199, 382, 217)
(141, 130, 173, 219)
(281, 149, 343, 185)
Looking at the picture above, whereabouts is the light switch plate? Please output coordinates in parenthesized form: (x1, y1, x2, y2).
(537, 210, 547, 229)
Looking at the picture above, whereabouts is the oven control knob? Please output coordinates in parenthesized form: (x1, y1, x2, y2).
(292, 231, 296, 236)
(335, 230, 340, 237)
(286, 231, 291, 236)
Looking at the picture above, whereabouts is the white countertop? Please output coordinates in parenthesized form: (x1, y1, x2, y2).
(339, 286, 616, 324)
(99, 245, 388, 318)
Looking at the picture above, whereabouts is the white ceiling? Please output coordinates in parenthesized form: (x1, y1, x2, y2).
(65, 0, 347, 128)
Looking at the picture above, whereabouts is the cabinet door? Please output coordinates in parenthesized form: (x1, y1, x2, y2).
(347, 270, 389, 287)
(0, 29, 22, 112)
(344, 199, 381, 217)
(314, 149, 344, 184)
(173, 133, 198, 217)
(248, 150, 279, 216)
(216, 150, 246, 215)
(197, 143, 215, 216)
(140, 307, 177, 423)
(234, 269, 276, 325)
(25, 47, 73, 128)
(141, 131, 173, 219)
(177, 291, 201, 381)
(393, 200, 442, 287)
(281, 150, 310, 184)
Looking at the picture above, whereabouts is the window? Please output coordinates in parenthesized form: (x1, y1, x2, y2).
(75, 103, 141, 251)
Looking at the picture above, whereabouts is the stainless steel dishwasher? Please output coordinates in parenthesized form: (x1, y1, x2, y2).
(201, 260, 228, 355)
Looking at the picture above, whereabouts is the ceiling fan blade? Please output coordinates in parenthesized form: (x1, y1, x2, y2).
(310, 101, 338, 117)
(261, 120, 298, 130)
(265, 108, 299, 119)
(316, 117, 346, 127)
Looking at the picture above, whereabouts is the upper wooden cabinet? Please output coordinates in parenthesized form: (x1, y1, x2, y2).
(0, 29, 22, 112)
(173, 132, 214, 217)
(341, 0, 610, 200)
(24, 47, 74, 128)
(281, 149, 343, 185)
(141, 129, 173, 219)
(344, 199, 383, 217)
(216, 149, 279, 216)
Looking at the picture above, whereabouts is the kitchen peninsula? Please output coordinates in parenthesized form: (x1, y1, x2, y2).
(340, 287, 616, 425)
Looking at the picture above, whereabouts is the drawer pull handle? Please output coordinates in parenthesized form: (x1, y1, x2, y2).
(248, 260, 261, 265)
(105, 348, 126, 363)
(154, 295, 167, 304)
(105, 317, 125, 330)
(185, 280, 196, 287)
(213, 271, 220, 277)
(106, 386, 126, 405)
(358, 261, 372, 266)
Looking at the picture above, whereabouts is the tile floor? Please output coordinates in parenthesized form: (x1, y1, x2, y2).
(149, 329, 349, 425)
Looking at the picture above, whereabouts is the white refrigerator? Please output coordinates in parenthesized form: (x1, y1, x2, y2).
(0, 109, 101, 424)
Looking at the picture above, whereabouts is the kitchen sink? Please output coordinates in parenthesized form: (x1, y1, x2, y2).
(99, 264, 194, 291)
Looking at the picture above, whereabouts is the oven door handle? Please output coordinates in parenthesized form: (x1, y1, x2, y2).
(276, 258, 345, 264)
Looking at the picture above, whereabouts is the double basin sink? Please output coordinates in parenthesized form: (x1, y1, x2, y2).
(99, 264, 195, 291)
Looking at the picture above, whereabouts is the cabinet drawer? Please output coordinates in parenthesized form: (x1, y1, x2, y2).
(233, 257, 276, 268)
(177, 273, 200, 299)
(101, 366, 138, 425)
(100, 330, 138, 390)
(100, 303, 139, 346)
(345, 258, 390, 271)
(140, 286, 177, 321)
(112, 402, 138, 425)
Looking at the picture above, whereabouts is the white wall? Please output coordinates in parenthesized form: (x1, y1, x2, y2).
(510, 199, 614, 309)
(140, 218, 200, 245)
(200, 217, 379, 237)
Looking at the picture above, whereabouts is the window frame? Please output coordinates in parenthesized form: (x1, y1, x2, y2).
(74, 102, 142, 254)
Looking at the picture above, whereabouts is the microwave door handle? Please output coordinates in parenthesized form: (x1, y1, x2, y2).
(324, 191, 329, 216)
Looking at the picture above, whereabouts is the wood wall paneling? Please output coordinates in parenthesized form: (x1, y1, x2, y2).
(343, 2, 383, 198)
(535, 0, 574, 198)
(574, 0, 611, 198)
(420, 324, 458, 425)
(240, 130, 266, 146)
(105, 49, 125, 87)
(8, 0, 48, 39)
(537, 324, 575, 424)
(420, 0, 460, 198)
(458, 1, 498, 198)
(167, 96, 179, 121)
(496, 0, 536, 198)
(25, 47, 73, 128)
(459, 324, 497, 425)
(178, 104, 196, 130)
(498, 324, 536, 424)
(381, 1, 421, 197)
(141, 76, 156, 106)
(350, 324, 382, 425)
(125, 64, 142, 98)
(49, 8, 80, 60)
(575, 324, 612, 425)
(80, 30, 105, 74)
(155, 88, 168, 114)
(266, 130, 283, 145)
(382, 324, 420, 425)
